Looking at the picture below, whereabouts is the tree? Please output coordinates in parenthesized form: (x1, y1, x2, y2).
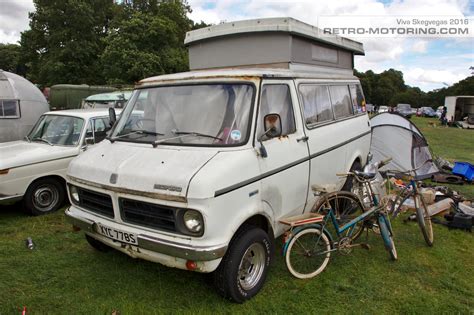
(0, 44, 26, 75)
(101, 1, 193, 84)
(20, 0, 114, 86)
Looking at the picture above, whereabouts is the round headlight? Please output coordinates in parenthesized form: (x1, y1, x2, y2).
(70, 185, 80, 203)
(183, 210, 203, 233)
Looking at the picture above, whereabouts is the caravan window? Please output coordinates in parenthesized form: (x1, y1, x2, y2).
(0, 99, 20, 118)
(299, 85, 334, 125)
(329, 85, 353, 119)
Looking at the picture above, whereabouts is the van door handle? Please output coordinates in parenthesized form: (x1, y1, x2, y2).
(297, 136, 309, 142)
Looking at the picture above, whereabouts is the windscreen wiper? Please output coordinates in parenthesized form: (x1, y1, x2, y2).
(152, 131, 223, 148)
(172, 131, 222, 141)
(108, 130, 164, 143)
(31, 137, 53, 146)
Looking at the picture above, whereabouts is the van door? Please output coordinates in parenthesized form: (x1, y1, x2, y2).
(255, 80, 310, 234)
(297, 83, 351, 210)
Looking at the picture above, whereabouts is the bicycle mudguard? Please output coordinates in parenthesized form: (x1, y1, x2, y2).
(380, 213, 394, 236)
(282, 224, 334, 256)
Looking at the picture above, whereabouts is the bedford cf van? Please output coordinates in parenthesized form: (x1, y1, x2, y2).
(65, 17, 371, 302)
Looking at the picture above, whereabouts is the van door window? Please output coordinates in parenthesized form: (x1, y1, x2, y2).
(329, 85, 353, 119)
(299, 85, 333, 125)
(257, 84, 296, 140)
(349, 84, 366, 114)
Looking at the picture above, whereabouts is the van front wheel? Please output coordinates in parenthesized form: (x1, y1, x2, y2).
(213, 227, 272, 303)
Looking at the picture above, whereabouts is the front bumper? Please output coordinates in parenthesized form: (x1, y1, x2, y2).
(65, 206, 228, 262)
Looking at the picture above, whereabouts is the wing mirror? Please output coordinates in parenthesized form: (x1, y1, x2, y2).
(257, 113, 282, 158)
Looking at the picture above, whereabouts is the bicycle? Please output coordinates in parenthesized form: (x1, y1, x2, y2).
(386, 162, 434, 247)
(280, 158, 397, 279)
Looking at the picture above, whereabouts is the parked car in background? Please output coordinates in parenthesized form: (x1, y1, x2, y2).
(436, 106, 444, 118)
(419, 107, 437, 117)
(378, 105, 389, 113)
(366, 104, 374, 113)
(0, 109, 122, 215)
(396, 103, 413, 118)
(82, 91, 133, 109)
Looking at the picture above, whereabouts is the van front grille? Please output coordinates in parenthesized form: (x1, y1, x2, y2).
(119, 198, 176, 232)
(77, 188, 114, 218)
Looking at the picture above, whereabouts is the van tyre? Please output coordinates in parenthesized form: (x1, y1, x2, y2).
(85, 234, 111, 252)
(23, 178, 65, 216)
(213, 226, 273, 303)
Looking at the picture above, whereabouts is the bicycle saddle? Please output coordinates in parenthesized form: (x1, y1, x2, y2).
(354, 170, 377, 180)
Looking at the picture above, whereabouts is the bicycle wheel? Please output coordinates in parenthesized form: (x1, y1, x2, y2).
(285, 227, 331, 279)
(416, 195, 434, 247)
(389, 186, 412, 218)
(311, 191, 366, 240)
(377, 214, 398, 260)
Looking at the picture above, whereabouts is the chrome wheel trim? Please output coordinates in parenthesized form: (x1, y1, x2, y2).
(237, 242, 266, 291)
(32, 184, 59, 212)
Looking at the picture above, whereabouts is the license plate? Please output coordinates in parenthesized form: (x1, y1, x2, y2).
(96, 223, 138, 245)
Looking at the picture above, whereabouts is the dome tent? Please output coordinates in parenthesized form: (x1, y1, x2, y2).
(370, 112, 439, 180)
(0, 70, 49, 142)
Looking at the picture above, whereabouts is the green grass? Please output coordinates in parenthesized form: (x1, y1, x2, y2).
(1, 117, 473, 314)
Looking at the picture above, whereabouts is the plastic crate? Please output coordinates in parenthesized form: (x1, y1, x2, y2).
(452, 162, 474, 181)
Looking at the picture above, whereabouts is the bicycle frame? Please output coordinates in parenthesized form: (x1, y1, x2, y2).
(322, 204, 380, 238)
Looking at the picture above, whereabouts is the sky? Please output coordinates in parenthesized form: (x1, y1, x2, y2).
(0, 0, 473, 92)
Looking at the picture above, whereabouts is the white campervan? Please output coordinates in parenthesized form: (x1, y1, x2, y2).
(65, 18, 371, 302)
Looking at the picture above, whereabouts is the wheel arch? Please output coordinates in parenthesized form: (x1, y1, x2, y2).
(27, 174, 67, 192)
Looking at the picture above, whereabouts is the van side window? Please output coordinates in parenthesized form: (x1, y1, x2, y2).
(0, 99, 20, 118)
(299, 85, 333, 125)
(349, 84, 366, 114)
(329, 85, 353, 118)
(257, 84, 296, 140)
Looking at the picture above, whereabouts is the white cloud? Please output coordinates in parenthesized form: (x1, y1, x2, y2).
(410, 40, 428, 53)
(0, 0, 34, 44)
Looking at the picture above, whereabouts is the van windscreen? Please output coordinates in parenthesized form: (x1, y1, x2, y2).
(111, 84, 255, 147)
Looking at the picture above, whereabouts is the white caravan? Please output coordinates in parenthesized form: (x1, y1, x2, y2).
(65, 18, 371, 302)
(0, 70, 49, 143)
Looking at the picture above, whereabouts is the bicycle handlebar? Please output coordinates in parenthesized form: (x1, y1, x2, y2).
(385, 159, 433, 177)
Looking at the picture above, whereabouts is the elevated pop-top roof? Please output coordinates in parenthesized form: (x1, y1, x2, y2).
(185, 17, 364, 55)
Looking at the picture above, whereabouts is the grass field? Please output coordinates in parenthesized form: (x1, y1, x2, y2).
(1, 117, 473, 314)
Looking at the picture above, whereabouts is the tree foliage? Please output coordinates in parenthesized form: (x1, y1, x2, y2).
(101, 1, 192, 84)
(355, 68, 473, 108)
(20, 0, 114, 86)
(0, 44, 25, 75)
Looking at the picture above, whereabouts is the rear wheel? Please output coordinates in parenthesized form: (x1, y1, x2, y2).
(285, 227, 331, 279)
(416, 196, 434, 246)
(378, 214, 398, 260)
(311, 191, 366, 240)
(213, 227, 273, 303)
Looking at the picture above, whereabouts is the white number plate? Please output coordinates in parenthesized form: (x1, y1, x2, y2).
(96, 223, 138, 245)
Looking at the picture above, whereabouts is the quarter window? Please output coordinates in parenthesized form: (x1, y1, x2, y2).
(257, 84, 296, 141)
(0, 99, 20, 118)
(299, 85, 333, 125)
(329, 85, 353, 119)
(349, 84, 366, 114)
